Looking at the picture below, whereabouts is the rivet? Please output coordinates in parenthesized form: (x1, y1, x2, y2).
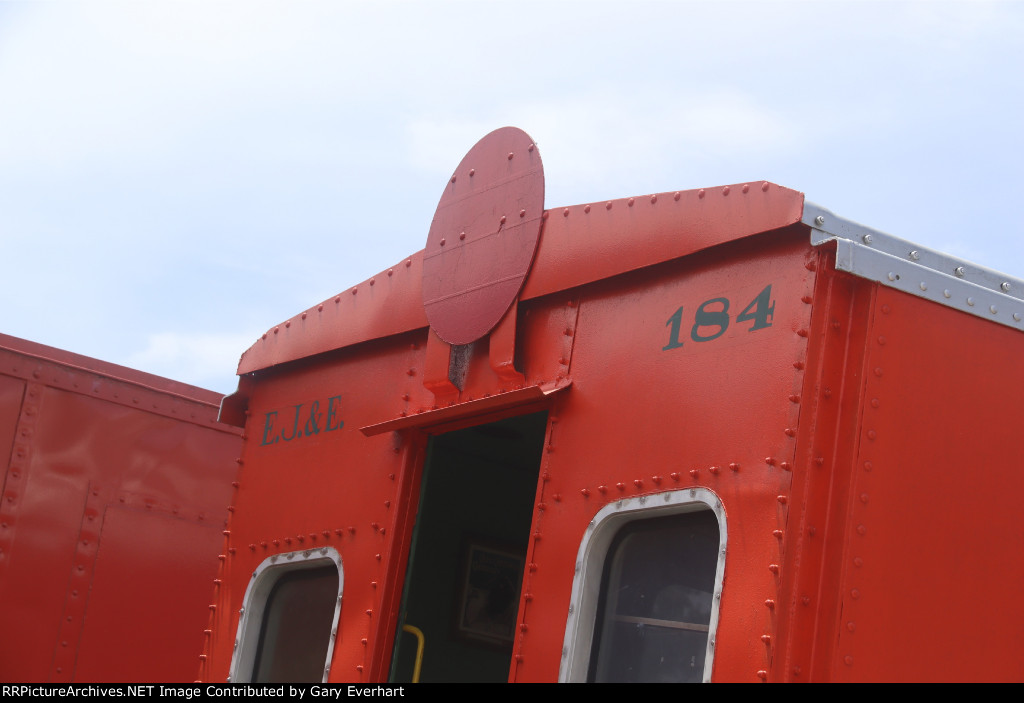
(440, 238, 445, 246)
(722, 186, 730, 196)
(628, 197, 635, 207)
(853, 557, 864, 567)
(887, 272, 897, 282)
(605, 201, 613, 210)
(874, 367, 883, 377)
(909, 250, 920, 260)
(387, 269, 393, 276)
(301, 312, 307, 320)
(777, 495, 787, 504)
(761, 634, 771, 644)
(867, 429, 877, 440)
(757, 670, 767, 680)
(773, 529, 783, 539)
(742, 184, 750, 194)
(528, 143, 535, 152)
(860, 493, 869, 503)
(689, 469, 698, 479)
(633, 479, 643, 488)
(351, 288, 357, 295)
(450, 175, 456, 183)
(500, 215, 507, 224)
(765, 457, 776, 466)
(954, 266, 965, 277)
(789, 395, 800, 404)
(784, 428, 796, 437)
(990, 305, 998, 314)
(670, 472, 680, 480)
(919, 282, 928, 291)
(851, 588, 861, 599)
(469, 168, 475, 176)
(881, 304, 891, 314)
(616, 482, 626, 491)
(519, 209, 526, 218)
(507, 152, 514, 160)
(562, 208, 570, 217)
(797, 329, 808, 337)
(369, 278, 375, 286)
(847, 621, 857, 632)
(650, 194, 657, 204)
(318, 304, 324, 311)
(405, 259, 412, 267)
(856, 524, 866, 535)
(779, 461, 791, 471)
(814, 456, 824, 467)
(801, 596, 811, 606)
(814, 215, 825, 226)
(1001, 282, 1011, 292)
(943, 289, 951, 298)
(1014, 313, 1022, 322)
(877, 335, 886, 345)
(844, 656, 853, 666)
(967, 297, 975, 307)
(823, 388, 832, 399)
(584, 204, 591, 213)
(764, 599, 775, 610)
(580, 488, 590, 497)
(768, 564, 779, 574)
(793, 361, 805, 370)
(708, 465, 719, 475)
(863, 234, 873, 244)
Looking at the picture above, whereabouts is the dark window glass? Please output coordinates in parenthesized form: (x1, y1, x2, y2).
(588, 510, 720, 682)
(252, 565, 339, 683)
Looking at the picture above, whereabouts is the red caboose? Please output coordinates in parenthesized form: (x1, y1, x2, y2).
(0, 334, 242, 682)
(204, 128, 1024, 683)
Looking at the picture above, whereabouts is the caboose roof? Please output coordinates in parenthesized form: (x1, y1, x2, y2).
(236, 182, 1024, 378)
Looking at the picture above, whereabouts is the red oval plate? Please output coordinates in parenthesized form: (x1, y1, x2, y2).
(422, 127, 544, 345)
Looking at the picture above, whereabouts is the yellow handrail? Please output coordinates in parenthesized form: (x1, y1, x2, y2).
(401, 624, 425, 683)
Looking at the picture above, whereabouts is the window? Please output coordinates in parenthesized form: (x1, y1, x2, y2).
(559, 489, 726, 683)
(230, 548, 343, 683)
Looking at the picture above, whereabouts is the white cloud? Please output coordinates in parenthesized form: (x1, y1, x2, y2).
(123, 331, 258, 394)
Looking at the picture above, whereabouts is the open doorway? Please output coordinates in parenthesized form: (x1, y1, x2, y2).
(390, 411, 547, 683)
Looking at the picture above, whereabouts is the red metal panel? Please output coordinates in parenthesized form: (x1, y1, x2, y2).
(0, 337, 242, 683)
(831, 286, 1024, 682)
(423, 127, 544, 345)
(76, 507, 225, 682)
(510, 232, 815, 682)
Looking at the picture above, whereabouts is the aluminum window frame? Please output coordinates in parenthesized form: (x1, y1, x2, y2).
(558, 488, 727, 683)
(229, 546, 344, 683)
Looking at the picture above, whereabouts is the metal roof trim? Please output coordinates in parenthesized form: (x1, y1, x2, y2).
(806, 202, 1024, 332)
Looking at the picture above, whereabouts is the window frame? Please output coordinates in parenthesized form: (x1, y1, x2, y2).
(558, 488, 727, 683)
(229, 547, 344, 683)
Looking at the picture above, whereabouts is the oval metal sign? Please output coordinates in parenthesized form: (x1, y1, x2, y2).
(422, 127, 545, 345)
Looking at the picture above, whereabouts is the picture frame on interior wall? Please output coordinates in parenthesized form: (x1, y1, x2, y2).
(453, 537, 525, 647)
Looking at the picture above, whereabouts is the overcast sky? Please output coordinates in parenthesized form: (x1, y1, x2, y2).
(2, 1, 1021, 394)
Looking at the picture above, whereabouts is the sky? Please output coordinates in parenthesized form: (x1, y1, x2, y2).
(1, 1, 1022, 394)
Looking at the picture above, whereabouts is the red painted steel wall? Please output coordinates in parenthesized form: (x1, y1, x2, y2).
(204, 227, 819, 682)
(826, 285, 1024, 681)
(0, 336, 242, 683)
